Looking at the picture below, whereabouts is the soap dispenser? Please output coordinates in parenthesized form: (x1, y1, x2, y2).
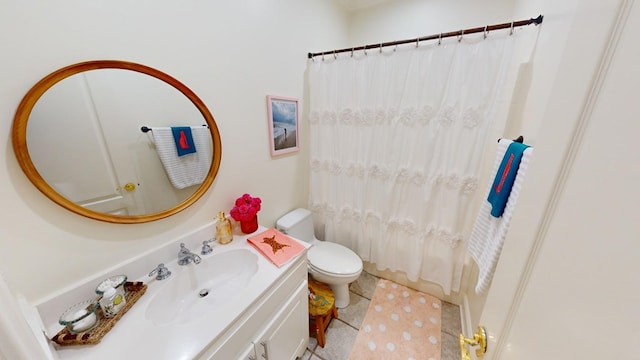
(216, 211, 233, 245)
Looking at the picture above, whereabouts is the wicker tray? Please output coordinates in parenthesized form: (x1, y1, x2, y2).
(51, 281, 147, 346)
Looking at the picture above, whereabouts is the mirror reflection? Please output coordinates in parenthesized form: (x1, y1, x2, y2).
(12, 61, 222, 223)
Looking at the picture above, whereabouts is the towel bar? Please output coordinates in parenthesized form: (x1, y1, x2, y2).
(140, 125, 208, 133)
(497, 135, 524, 143)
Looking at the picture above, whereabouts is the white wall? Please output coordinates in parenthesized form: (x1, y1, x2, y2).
(480, 0, 639, 357)
(0, 0, 348, 302)
(463, 0, 589, 327)
(501, 8, 640, 355)
(346, 0, 516, 46)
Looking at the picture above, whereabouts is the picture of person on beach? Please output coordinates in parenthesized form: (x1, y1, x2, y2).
(269, 97, 298, 154)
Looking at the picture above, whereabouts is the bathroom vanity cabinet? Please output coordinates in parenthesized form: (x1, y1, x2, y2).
(198, 255, 309, 360)
(41, 225, 310, 360)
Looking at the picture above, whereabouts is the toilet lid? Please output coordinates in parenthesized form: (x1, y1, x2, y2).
(308, 242, 362, 275)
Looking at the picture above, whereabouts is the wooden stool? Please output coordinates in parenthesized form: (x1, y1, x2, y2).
(308, 278, 338, 348)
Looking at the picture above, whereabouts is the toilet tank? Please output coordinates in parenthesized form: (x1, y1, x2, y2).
(276, 208, 315, 243)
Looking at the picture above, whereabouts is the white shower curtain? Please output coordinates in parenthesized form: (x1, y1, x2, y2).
(308, 30, 521, 295)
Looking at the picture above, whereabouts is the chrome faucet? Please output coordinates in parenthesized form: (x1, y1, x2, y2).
(178, 243, 202, 265)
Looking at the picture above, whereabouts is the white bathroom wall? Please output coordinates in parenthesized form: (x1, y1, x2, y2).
(478, 0, 640, 357)
(345, 0, 516, 46)
(459, 0, 583, 327)
(0, 0, 348, 302)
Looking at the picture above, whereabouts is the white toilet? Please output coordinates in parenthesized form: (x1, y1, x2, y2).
(276, 208, 363, 308)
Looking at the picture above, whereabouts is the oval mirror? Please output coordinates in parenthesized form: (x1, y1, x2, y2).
(12, 60, 222, 224)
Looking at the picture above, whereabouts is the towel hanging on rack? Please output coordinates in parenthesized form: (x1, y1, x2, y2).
(467, 139, 534, 294)
(149, 126, 211, 189)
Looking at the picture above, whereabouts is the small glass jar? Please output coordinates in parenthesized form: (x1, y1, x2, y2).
(96, 275, 127, 299)
(99, 286, 126, 318)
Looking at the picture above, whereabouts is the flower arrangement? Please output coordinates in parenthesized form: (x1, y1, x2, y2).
(230, 193, 262, 222)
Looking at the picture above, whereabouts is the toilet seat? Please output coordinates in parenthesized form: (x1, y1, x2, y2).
(307, 242, 362, 276)
(309, 263, 362, 279)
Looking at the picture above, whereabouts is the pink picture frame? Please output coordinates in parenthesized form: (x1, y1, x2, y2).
(267, 95, 300, 156)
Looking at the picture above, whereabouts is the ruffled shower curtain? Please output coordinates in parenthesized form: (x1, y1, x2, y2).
(308, 31, 519, 295)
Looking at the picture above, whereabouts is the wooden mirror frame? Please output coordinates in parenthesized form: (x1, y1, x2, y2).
(12, 60, 222, 224)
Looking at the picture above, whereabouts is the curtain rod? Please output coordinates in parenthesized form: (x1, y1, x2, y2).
(307, 14, 543, 59)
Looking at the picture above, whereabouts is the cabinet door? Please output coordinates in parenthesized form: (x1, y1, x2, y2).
(255, 283, 308, 360)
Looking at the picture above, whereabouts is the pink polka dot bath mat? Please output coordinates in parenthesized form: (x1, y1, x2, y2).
(348, 279, 442, 360)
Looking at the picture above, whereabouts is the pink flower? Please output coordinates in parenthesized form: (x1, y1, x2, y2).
(230, 194, 262, 221)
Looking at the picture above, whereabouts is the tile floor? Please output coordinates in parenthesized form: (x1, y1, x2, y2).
(301, 271, 461, 360)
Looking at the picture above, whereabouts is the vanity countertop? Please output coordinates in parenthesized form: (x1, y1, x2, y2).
(46, 227, 309, 360)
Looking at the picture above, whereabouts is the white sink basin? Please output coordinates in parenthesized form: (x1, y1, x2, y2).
(145, 249, 259, 326)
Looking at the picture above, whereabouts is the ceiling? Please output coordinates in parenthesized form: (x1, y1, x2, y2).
(335, 0, 398, 11)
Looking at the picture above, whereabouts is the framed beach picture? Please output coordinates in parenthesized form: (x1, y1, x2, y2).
(267, 95, 299, 156)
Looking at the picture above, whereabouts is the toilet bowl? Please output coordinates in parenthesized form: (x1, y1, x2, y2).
(276, 208, 363, 308)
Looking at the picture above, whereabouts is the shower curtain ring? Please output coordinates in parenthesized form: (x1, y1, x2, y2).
(416, 37, 419, 48)
(438, 33, 442, 45)
(351, 47, 354, 57)
(322, 52, 325, 61)
(510, 21, 515, 35)
(483, 25, 488, 39)
(458, 29, 464, 42)
(380, 43, 383, 53)
(333, 50, 337, 60)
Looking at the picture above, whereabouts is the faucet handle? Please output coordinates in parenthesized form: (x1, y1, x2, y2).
(149, 263, 171, 280)
(201, 238, 215, 255)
